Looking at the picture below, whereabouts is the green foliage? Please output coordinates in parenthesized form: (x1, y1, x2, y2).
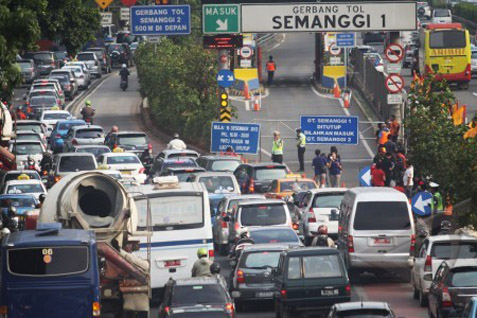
(406, 75, 477, 226)
(453, 2, 477, 23)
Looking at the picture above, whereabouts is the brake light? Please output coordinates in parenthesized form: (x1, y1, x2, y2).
(442, 286, 453, 307)
(72, 139, 78, 145)
(0, 305, 7, 317)
(225, 303, 234, 314)
(55, 134, 61, 139)
(237, 269, 245, 284)
(234, 222, 240, 231)
(164, 306, 170, 314)
(410, 234, 416, 253)
(148, 142, 152, 151)
(138, 167, 145, 174)
(248, 178, 255, 193)
(54, 176, 61, 183)
(280, 289, 287, 299)
(43, 170, 47, 176)
(209, 249, 214, 259)
(345, 284, 351, 295)
(308, 207, 316, 222)
(221, 221, 228, 228)
(113, 143, 117, 149)
(92, 302, 100, 317)
(348, 235, 355, 253)
(292, 223, 299, 230)
(424, 255, 432, 272)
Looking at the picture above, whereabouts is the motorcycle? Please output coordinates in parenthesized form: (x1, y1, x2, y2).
(85, 117, 93, 125)
(1, 207, 20, 233)
(120, 78, 128, 91)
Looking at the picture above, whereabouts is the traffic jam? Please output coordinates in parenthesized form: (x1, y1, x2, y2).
(1, 0, 477, 317)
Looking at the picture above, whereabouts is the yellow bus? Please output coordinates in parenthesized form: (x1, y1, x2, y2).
(420, 23, 471, 89)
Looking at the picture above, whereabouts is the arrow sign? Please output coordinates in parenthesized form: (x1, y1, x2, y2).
(359, 166, 371, 187)
(384, 43, 404, 63)
(411, 191, 433, 216)
(216, 69, 235, 88)
(216, 19, 228, 31)
(385, 74, 404, 94)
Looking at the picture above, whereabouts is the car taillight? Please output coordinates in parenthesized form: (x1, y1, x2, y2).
(43, 170, 47, 176)
(345, 284, 351, 295)
(148, 142, 153, 154)
(424, 255, 432, 272)
(225, 303, 234, 318)
(280, 289, 287, 299)
(164, 306, 170, 314)
(236, 269, 245, 284)
(0, 305, 7, 318)
(113, 143, 117, 149)
(92, 302, 100, 317)
(139, 167, 145, 174)
(209, 249, 214, 259)
(292, 223, 299, 230)
(248, 178, 255, 193)
(72, 139, 78, 145)
(442, 286, 453, 307)
(308, 207, 316, 222)
(221, 221, 228, 228)
(410, 234, 416, 253)
(55, 134, 61, 139)
(348, 235, 355, 253)
(234, 222, 240, 231)
(54, 176, 61, 183)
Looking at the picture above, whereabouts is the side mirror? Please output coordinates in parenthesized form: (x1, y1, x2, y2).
(271, 268, 278, 276)
(223, 215, 230, 222)
(419, 230, 429, 238)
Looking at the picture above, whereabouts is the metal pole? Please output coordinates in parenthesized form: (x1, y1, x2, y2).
(344, 47, 348, 90)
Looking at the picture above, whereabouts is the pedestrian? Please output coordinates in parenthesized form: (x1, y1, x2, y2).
(384, 137, 397, 154)
(389, 115, 400, 143)
(327, 148, 342, 187)
(403, 159, 414, 199)
(265, 55, 276, 86)
(167, 133, 187, 150)
(373, 146, 386, 165)
(295, 128, 306, 172)
(377, 123, 390, 148)
(429, 182, 443, 214)
(382, 152, 395, 187)
(191, 248, 212, 277)
(271, 131, 283, 164)
(371, 161, 386, 186)
(312, 149, 327, 188)
(224, 146, 235, 156)
(394, 149, 407, 184)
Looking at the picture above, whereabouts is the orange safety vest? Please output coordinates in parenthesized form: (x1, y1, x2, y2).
(266, 61, 276, 71)
(379, 130, 390, 145)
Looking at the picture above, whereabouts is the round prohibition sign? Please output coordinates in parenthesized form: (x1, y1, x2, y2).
(329, 44, 341, 56)
(240, 46, 253, 59)
(385, 74, 405, 94)
(384, 43, 404, 63)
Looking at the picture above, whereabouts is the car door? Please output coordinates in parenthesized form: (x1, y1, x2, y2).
(64, 130, 73, 151)
(429, 263, 447, 317)
(414, 239, 429, 291)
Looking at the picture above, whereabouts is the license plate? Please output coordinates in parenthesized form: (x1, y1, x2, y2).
(121, 171, 132, 175)
(256, 292, 273, 298)
(374, 237, 391, 245)
(164, 260, 181, 267)
(321, 289, 339, 296)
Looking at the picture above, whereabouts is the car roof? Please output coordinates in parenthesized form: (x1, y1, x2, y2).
(16, 120, 42, 125)
(283, 246, 340, 256)
(163, 158, 196, 163)
(174, 277, 222, 286)
(112, 131, 147, 136)
(191, 172, 235, 177)
(4, 229, 95, 247)
(4, 170, 40, 175)
(0, 194, 37, 200)
(133, 182, 205, 196)
(73, 145, 109, 149)
(71, 125, 103, 131)
(443, 259, 477, 269)
(307, 187, 347, 193)
(347, 187, 408, 200)
(426, 234, 477, 242)
(223, 194, 265, 200)
(199, 155, 241, 161)
(242, 243, 291, 252)
(15, 131, 41, 135)
(9, 140, 42, 144)
(239, 162, 287, 168)
(334, 301, 391, 311)
(42, 110, 70, 114)
(103, 152, 139, 158)
(238, 199, 285, 206)
(161, 149, 199, 155)
(56, 152, 96, 158)
(165, 167, 205, 172)
(56, 119, 85, 125)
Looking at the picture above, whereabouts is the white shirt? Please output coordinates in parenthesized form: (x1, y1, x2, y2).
(403, 166, 414, 187)
(167, 138, 187, 150)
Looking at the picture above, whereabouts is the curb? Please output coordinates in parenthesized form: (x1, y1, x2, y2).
(310, 79, 334, 95)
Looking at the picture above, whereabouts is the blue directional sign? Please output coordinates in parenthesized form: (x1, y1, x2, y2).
(211, 122, 260, 155)
(411, 191, 433, 216)
(216, 70, 235, 88)
(300, 116, 359, 145)
(336, 33, 355, 48)
(359, 166, 371, 187)
(130, 5, 191, 36)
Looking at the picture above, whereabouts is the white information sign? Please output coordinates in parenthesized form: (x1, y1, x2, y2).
(121, 8, 130, 21)
(386, 63, 402, 74)
(240, 59, 252, 68)
(387, 94, 403, 104)
(241, 2, 417, 33)
(101, 12, 113, 25)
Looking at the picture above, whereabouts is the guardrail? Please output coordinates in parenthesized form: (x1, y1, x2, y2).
(256, 34, 278, 46)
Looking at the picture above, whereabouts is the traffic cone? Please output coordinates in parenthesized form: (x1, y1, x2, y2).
(244, 82, 250, 100)
(333, 80, 341, 98)
(253, 94, 260, 111)
(343, 92, 350, 108)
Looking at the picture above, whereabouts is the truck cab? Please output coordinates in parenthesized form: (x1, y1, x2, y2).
(0, 223, 101, 318)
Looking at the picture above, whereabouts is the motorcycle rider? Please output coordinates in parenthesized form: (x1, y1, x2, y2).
(229, 230, 255, 260)
(311, 225, 335, 248)
(120, 64, 130, 84)
(81, 100, 95, 124)
(167, 133, 187, 150)
(438, 220, 452, 235)
(24, 156, 40, 172)
(191, 248, 213, 277)
(39, 152, 53, 175)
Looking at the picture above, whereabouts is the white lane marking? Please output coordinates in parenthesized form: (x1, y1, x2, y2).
(310, 84, 375, 159)
(472, 92, 477, 97)
(245, 101, 250, 111)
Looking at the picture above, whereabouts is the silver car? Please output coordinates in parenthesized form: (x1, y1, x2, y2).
(62, 66, 88, 90)
(62, 125, 105, 152)
(65, 61, 91, 86)
(76, 52, 101, 78)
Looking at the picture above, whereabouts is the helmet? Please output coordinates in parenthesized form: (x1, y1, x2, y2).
(27, 155, 34, 161)
(39, 193, 46, 203)
(295, 128, 301, 132)
(85, 100, 92, 106)
(210, 262, 221, 274)
(239, 230, 250, 239)
(318, 225, 328, 235)
(441, 220, 451, 230)
(197, 248, 208, 258)
(122, 64, 127, 68)
(173, 132, 179, 138)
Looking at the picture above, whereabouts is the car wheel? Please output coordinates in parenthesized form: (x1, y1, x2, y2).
(419, 290, 428, 307)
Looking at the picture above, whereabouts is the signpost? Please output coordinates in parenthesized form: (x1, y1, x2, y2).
(384, 43, 405, 63)
(203, 4, 241, 34)
(130, 5, 191, 36)
(216, 70, 235, 88)
(359, 166, 371, 187)
(120, 8, 130, 21)
(385, 74, 404, 94)
(241, 2, 417, 33)
(300, 115, 359, 145)
(211, 122, 261, 154)
(100, 12, 113, 25)
(203, 35, 243, 49)
(412, 191, 433, 216)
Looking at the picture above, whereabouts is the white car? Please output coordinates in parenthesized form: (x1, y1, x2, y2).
(14, 120, 48, 144)
(62, 66, 89, 89)
(97, 152, 147, 183)
(2, 179, 47, 201)
(471, 49, 477, 76)
(13, 131, 46, 149)
(431, 8, 452, 24)
(40, 110, 73, 136)
(64, 61, 91, 84)
(63, 125, 105, 152)
(412, 234, 477, 306)
(8, 140, 45, 168)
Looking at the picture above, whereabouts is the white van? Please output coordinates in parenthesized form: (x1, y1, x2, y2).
(337, 188, 415, 274)
(431, 8, 452, 24)
(132, 177, 214, 290)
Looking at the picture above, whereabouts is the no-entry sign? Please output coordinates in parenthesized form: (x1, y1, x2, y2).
(385, 74, 404, 94)
(329, 44, 341, 56)
(384, 43, 404, 63)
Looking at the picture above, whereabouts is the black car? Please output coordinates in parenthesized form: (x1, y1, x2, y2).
(88, 47, 112, 74)
(24, 51, 60, 76)
(105, 131, 151, 156)
(149, 158, 198, 178)
(169, 309, 231, 318)
(273, 247, 351, 317)
(196, 155, 242, 173)
(159, 277, 235, 318)
(106, 43, 131, 67)
(160, 166, 206, 181)
(233, 163, 288, 194)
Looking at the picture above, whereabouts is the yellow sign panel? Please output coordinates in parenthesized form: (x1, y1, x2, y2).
(96, 0, 113, 10)
(430, 48, 466, 56)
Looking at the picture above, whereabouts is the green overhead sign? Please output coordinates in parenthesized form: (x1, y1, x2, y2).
(202, 4, 241, 34)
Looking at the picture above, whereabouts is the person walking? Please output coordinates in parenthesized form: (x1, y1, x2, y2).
(15, 108, 26, 120)
(167, 133, 187, 150)
(295, 128, 306, 172)
(403, 159, 414, 199)
(312, 149, 327, 188)
(271, 131, 283, 163)
(371, 162, 386, 187)
(389, 115, 400, 143)
(327, 150, 342, 187)
(265, 55, 276, 86)
(382, 152, 395, 187)
(378, 123, 391, 149)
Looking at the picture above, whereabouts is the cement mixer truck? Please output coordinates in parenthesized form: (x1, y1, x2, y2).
(37, 171, 151, 318)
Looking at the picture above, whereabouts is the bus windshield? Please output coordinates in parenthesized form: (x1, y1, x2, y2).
(429, 30, 466, 49)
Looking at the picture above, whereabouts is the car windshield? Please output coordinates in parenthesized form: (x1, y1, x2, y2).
(353, 201, 411, 230)
(57, 122, 84, 131)
(165, 170, 199, 182)
(6, 184, 43, 194)
(241, 251, 282, 269)
(29, 96, 57, 106)
(167, 153, 199, 159)
(43, 113, 69, 120)
(63, 67, 82, 75)
(33, 53, 53, 62)
(77, 53, 95, 61)
(76, 129, 104, 138)
(19, 62, 33, 69)
(162, 160, 197, 170)
(107, 155, 140, 164)
(431, 241, 477, 259)
(118, 135, 147, 145)
(211, 160, 241, 172)
(33, 84, 55, 91)
(171, 284, 227, 306)
(76, 147, 110, 157)
(8, 246, 89, 276)
(136, 195, 204, 230)
(250, 229, 299, 244)
(280, 180, 316, 192)
(4, 173, 39, 182)
(303, 254, 343, 278)
(51, 72, 71, 78)
(15, 134, 41, 142)
(0, 197, 36, 208)
(449, 269, 477, 287)
(429, 30, 465, 49)
(336, 309, 393, 317)
(255, 167, 288, 180)
(312, 192, 345, 208)
(16, 124, 42, 134)
(198, 176, 236, 193)
(241, 204, 286, 226)
(434, 9, 450, 17)
(58, 156, 96, 172)
(30, 91, 55, 98)
(11, 143, 42, 155)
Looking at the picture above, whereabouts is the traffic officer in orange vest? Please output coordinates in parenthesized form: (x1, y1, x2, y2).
(266, 55, 276, 86)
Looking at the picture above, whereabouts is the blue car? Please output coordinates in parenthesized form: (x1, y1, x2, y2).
(50, 119, 86, 153)
(457, 297, 477, 317)
(0, 194, 38, 216)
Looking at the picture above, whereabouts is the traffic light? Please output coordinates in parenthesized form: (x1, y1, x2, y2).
(155, 0, 169, 4)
